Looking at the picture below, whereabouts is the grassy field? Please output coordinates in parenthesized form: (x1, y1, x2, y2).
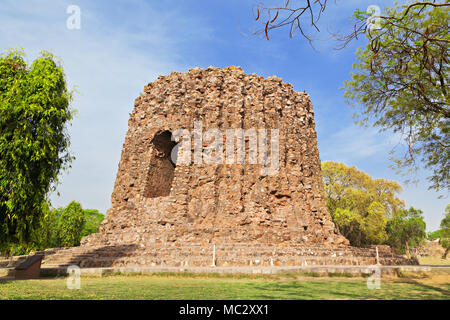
(418, 256, 450, 265)
(0, 273, 449, 300)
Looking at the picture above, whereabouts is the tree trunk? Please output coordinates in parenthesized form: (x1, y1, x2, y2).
(405, 241, 410, 259)
(6, 247, 15, 267)
(443, 248, 449, 259)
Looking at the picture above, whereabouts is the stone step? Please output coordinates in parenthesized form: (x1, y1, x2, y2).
(40, 245, 389, 254)
(0, 256, 28, 268)
(37, 243, 412, 268)
(41, 252, 384, 264)
(41, 253, 407, 268)
(0, 268, 15, 277)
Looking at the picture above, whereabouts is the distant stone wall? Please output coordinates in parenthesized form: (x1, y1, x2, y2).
(83, 66, 348, 248)
(414, 240, 446, 258)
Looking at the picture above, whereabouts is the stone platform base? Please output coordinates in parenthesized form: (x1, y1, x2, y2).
(38, 265, 449, 278)
(30, 243, 416, 269)
(2, 265, 449, 280)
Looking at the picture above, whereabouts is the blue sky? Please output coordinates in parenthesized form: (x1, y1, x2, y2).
(0, 0, 447, 231)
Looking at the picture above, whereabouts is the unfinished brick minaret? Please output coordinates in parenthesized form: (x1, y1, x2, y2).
(41, 66, 414, 268)
(87, 66, 347, 246)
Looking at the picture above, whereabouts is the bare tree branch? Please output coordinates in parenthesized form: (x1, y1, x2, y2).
(252, 0, 335, 44)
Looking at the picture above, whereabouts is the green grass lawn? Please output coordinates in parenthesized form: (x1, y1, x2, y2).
(0, 274, 449, 300)
(418, 256, 450, 265)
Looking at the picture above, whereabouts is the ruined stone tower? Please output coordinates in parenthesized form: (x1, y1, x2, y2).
(90, 66, 347, 247)
(41, 67, 413, 268)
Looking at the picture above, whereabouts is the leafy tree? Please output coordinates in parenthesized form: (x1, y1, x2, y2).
(54, 201, 86, 247)
(386, 206, 427, 255)
(1, 202, 104, 256)
(333, 202, 388, 246)
(332, 208, 364, 245)
(50, 203, 103, 248)
(344, 3, 449, 192)
(31, 201, 57, 251)
(440, 204, 450, 258)
(427, 229, 442, 240)
(322, 161, 404, 217)
(252, 1, 449, 192)
(81, 209, 104, 238)
(321, 161, 402, 246)
(364, 201, 388, 244)
(2, 201, 56, 256)
(0, 49, 74, 251)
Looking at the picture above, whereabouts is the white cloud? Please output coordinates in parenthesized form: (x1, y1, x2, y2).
(320, 125, 401, 163)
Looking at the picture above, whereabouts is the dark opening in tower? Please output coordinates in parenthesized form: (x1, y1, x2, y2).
(143, 130, 177, 198)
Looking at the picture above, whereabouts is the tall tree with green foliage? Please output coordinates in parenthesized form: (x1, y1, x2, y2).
(321, 161, 403, 246)
(322, 161, 404, 217)
(386, 207, 427, 256)
(53, 201, 86, 247)
(81, 209, 104, 238)
(2, 201, 56, 256)
(4, 202, 104, 255)
(440, 204, 450, 258)
(0, 49, 74, 251)
(344, 3, 449, 192)
(32, 201, 57, 250)
(332, 204, 387, 247)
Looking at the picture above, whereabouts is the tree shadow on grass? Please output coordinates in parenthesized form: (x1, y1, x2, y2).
(238, 280, 350, 300)
(401, 280, 450, 298)
(238, 278, 450, 300)
(0, 278, 12, 284)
